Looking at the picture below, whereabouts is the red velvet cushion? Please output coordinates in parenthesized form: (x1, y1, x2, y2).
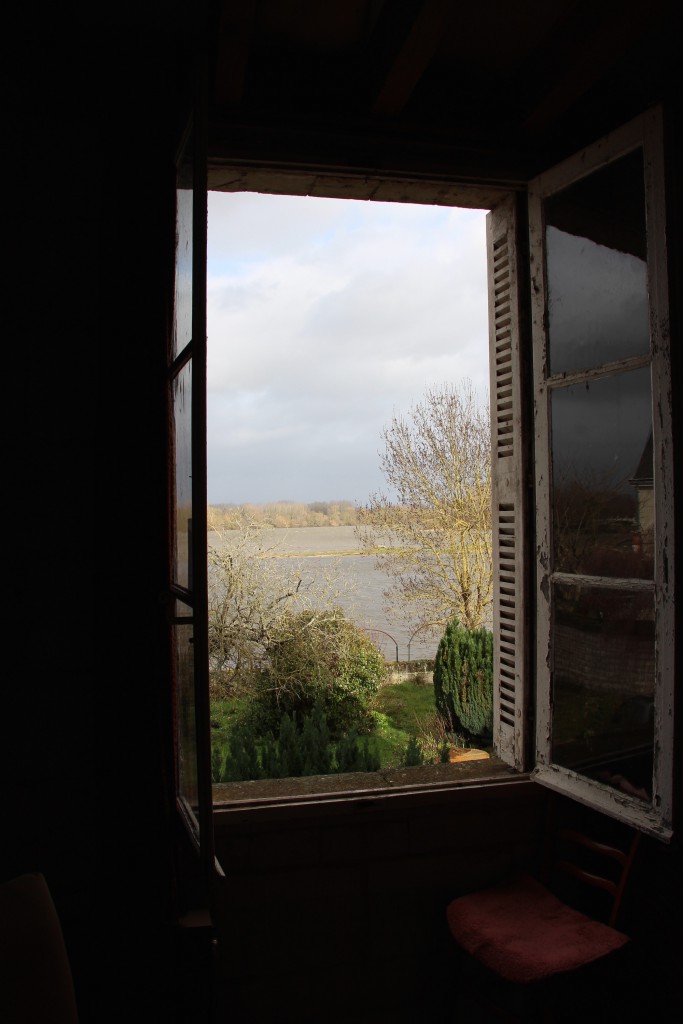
(446, 872, 629, 983)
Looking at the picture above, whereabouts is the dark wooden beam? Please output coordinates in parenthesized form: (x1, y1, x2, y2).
(207, 114, 536, 191)
(521, 0, 667, 137)
(212, 0, 257, 108)
(371, 0, 451, 116)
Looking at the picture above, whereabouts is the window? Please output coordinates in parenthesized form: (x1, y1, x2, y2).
(175, 107, 674, 849)
(524, 109, 674, 839)
(169, 112, 215, 871)
(205, 191, 506, 803)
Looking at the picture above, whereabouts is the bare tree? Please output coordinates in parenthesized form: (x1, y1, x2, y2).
(356, 381, 492, 633)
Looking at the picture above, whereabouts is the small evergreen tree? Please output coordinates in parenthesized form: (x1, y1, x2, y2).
(335, 730, 363, 773)
(260, 732, 281, 778)
(403, 735, 424, 767)
(300, 702, 333, 775)
(224, 724, 262, 781)
(360, 738, 381, 773)
(433, 618, 493, 738)
(334, 730, 380, 773)
(277, 712, 303, 778)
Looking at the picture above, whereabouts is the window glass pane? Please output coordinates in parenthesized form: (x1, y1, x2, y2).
(173, 361, 193, 589)
(551, 582, 654, 803)
(551, 368, 653, 577)
(545, 149, 648, 375)
(175, 605, 199, 814)
(174, 182, 193, 360)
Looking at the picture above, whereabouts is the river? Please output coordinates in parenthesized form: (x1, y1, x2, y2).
(207, 524, 441, 662)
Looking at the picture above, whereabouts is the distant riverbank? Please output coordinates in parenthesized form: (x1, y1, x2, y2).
(208, 500, 358, 531)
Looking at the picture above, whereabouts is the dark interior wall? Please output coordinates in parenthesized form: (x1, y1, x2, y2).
(211, 786, 682, 1024)
(6, 10, 198, 1020)
(4, 7, 682, 1024)
(213, 781, 544, 1023)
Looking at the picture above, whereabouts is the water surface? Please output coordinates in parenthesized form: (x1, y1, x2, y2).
(208, 525, 439, 661)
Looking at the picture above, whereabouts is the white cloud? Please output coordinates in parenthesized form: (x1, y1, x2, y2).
(207, 192, 489, 504)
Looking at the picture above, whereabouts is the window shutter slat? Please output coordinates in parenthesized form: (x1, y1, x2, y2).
(487, 196, 529, 770)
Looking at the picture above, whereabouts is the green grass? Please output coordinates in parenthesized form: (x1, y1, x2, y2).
(372, 679, 436, 733)
(370, 680, 454, 765)
(210, 677, 446, 775)
(365, 710, 412, 768)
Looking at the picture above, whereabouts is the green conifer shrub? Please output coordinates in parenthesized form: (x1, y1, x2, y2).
(223, 724, 263, 781)
(300, 702, 333, 775)
(335, 730, 380, 773)
(403, 735, 424, 766)
(433, 618, 493, 739)
(218, 702, 383, 783)
(260, 732, 281, 778)
(276, 712, 303, 778)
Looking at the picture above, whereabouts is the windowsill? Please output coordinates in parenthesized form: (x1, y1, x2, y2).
(213, 755, 522, 812)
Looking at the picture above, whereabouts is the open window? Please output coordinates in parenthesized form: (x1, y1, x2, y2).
(204, 191, 507, 804)
(522, 109, 674, 839)
(177, 98, 674, 843)
(169, 97, 215, 875)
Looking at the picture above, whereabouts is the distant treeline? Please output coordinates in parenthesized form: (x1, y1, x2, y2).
(208, 500, 358, 530)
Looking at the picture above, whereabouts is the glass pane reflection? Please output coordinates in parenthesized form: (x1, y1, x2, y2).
(173, 361, 192, 589)
(545, 149, 648, 375)
(175, 606, 199, 814)
(174, 184, 193, 360)
(552, 582, 654, 803)
(551, 368, 653, 577)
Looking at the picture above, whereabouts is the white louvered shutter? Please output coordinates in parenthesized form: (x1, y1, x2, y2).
(487, 195, 529, 770)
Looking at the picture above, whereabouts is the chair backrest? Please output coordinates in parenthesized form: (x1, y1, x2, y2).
(0, 872, 79, 1024)
(539, 804, 641, 929)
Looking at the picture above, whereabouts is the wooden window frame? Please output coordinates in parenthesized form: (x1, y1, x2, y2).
(527, 108, 674, 841)
(194, 109, 676, 847)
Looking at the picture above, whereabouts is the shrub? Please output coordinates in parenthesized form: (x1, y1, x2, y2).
(276, 713, 303, 778)
(335, 730, 381, 773)
(222, 724, 263, 781)
(433, 618, 493, 738)
(254, 609, 386, 738)
(301, 703, 333, 775)
(220, 703, 380, 781)
(403, 735, 424, 767)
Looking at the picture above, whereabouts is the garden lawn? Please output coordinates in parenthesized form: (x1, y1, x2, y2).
(373, 679, 437, 733)
(210, 678, 444, 776)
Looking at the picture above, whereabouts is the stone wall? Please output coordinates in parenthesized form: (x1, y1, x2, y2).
(383, 661, 434, 686)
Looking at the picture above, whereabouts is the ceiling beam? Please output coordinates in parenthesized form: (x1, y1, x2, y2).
(212, 0, 257, 108)
(371, 0, 451, 116)
(521, 0, 666, 137)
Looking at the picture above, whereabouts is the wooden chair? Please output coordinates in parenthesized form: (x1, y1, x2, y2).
(446, 806, 641, 1022)
(0, 872, 79, 1024)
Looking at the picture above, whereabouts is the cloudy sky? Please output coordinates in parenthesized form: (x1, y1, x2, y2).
(207, 192, 489, 505)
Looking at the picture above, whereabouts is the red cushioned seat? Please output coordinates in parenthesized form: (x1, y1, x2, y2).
(446, 871, 629, 984)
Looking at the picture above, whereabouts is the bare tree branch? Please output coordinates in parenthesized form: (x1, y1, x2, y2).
(208, 513, 355, 694)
